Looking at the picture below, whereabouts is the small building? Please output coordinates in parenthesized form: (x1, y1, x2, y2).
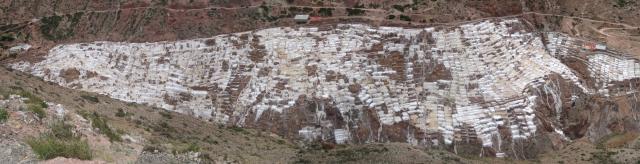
(8, 43, 31, 54)
(595, 44, 607, 51)
(294, 15, 310, 23)
(583, 43, 596, 51)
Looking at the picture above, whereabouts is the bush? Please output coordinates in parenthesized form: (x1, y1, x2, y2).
(318, 8, 333, 16)
(159, 111, 172, 119)
(0, 108, 8, 122)
(39, 13, 83, 40)
(80, 111, 121, 142)
(17, 90, 48, 119)
(81, 95, 99, 103)
(39, 15, 63, 40)
(28, 104, 46, 119)
(346, 8, 365, 16)
(27, 136, 92, 160)
(399, 15, 412, 21)
(115, 108, 127, 117)
(26, 121, 92, 160)
(18, 90, 47, 106)
(392, 5, 407, 12)
(617, 0, 628, 7)
(50, 121, 74, 139)
(89, 113, 121, 142)
(0, 33, 15, 41)
(387, 15, 396, 19)
(302, 7, 313, 13)
(173, 142, 201, 154)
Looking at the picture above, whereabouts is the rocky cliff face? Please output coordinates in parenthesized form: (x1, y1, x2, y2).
(10, 17, 640, 158)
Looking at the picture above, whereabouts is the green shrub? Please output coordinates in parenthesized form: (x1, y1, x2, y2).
(81, 95, 99, 103)
(26, 121, 92, 160)
(27, 136, 92, 160)
(50, 121, 74, 139)
(0, 88, 11, 99)
(158, 0, 168, 5)
(0, 108, 8, 122)
(79, 111, 121, 142)
(318, 8, 333, 16)
(302, 7, 313, 13)
(230, 126, 246, 133)
(346, 8, 365, 16)
(40, 15, 63, 40)
(28, 104, 46, 119)
(387, 15, 396, 19)
(18, 90, 46, 106)
(89, 113, 121, 142)
(617, 0, 628, 7)
(16, 90, 48, 119)
(115, 108, 127, 117)
(0, 33, 15, 41)
(392, 5, 407, 12)
(174, 142, 201, 154)
(399, 15, 412, 21)
(39, 13, 83, 40)
(159, 111, 173, 119)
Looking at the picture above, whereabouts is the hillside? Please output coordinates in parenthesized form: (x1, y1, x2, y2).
(2, 0, 640, 163)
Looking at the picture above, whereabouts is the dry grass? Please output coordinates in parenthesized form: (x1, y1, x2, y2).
(0, 67, 297, 163)
(605, 132, 639, 148)
(77, 111, 122, 142)
(0, 107, 7, 122)
(26, 121, 92, 160)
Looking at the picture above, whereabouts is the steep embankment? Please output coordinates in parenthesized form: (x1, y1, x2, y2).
(0, 66, 298, 163)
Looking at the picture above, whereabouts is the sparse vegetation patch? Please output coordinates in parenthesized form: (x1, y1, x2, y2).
(81, 95, 100, 103)
(115, 108, 131, 117)
(331, 146, 389, 163)
(387, 15, 396, 19)
(399, 15, 412, 21)
(79, 111, 122, 142)
(173, 142, 201, 154)
(0, 87, 47, 119)
(616, 0, 629, 7)
(0, 33, 15, 41)
(346, 8, 366, 16)
(392, 5, 409, 12)
(39, 12, 84, 40)
(26, 121, 92, 160)
(318, 8, 334, 17)
(17, 90, 48, 119)
(0, 108, 8, 122)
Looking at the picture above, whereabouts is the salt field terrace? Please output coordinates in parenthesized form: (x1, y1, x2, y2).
(11, 18, 640, 157)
